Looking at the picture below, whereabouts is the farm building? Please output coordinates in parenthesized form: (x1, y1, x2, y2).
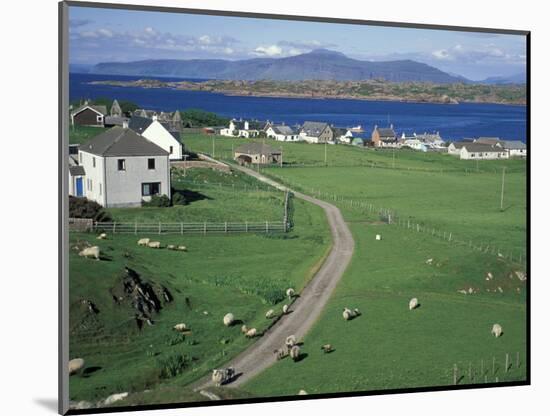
(299, 121, 334, 144)
(372, 125, 397, 147)
(129, 116, 183, 160)
(78, 126, 171, 207)
(70, 103, 108, 127)
(234, 142, 282, 165)
(266, 125, 300, 142)
(458, 143, 509, 160)
(502, 140, 527, 157)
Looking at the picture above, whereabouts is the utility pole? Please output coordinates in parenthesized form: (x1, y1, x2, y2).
(280, 146, 283, 168)
(392, 147, 396, 169)
(212, 136, 215, 158)
(183, 154, 188, 177)
(500, 167, 506, 211)
(324, 141, 328, 166)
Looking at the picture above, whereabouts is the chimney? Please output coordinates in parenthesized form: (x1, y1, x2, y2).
(152, 115, 158, 121)
(122, 120, 129, 129)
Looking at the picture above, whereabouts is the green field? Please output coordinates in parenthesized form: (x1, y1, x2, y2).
(68, 169, 331, 404)
(69, 125, 107, 145)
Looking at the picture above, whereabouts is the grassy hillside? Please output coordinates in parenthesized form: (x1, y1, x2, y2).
(69, 125, 106, 145)
(69, 169, 331, 404)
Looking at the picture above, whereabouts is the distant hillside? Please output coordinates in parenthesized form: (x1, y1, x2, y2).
(480, 72, 526, 85)
(90, 49, 469, 84)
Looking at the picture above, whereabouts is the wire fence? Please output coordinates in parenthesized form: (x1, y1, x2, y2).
(450, 351, 524, 385)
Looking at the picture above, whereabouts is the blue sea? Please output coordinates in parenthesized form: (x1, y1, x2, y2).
(70, 73, 527, 141)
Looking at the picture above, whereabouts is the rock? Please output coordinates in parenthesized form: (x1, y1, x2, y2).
(69, 401, 94, 410)
(103, 392, 128, 406)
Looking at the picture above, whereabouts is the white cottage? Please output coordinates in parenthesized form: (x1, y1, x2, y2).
(502, 140, 527, 158)
(459, 143, 508, 160)
(78, 126, 171, 207)
(266, 125, 300, 142)
(129, 116, 183, 160)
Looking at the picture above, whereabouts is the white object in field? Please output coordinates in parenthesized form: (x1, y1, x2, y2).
(376, 234, 381, 240)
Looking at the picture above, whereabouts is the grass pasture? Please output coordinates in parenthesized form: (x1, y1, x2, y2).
(69, 124, 107, 145)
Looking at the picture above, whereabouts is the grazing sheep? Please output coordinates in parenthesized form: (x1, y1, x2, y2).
(298, 390, 308, 395)
(78, 246, 100, 260)
(223, 313, 235, 327)
(265, 309, 275, 319)
(245, 328, 257, 338)
(282, 304, 289, 314)
(343, 307, 361, 321)
(409, 298, 419, 310)
(285, 335, 297, 349)
(426, 258, 433, 265)
(286, 288, 295, 299)
(167, 244, 176, 250)
(375, 234, 381, 241)
(211, 368, 235, 386)
(137, 238, 150, 246)
(68, 358, 85, 375)
(96, 233, 107, 240)
(492, 323, 503, 338)
(173, 323, 187, 332)
(274, 348, 288, 360)
(321, 344, 333, 353)
(290, 345, 301, 361)
(241, 325, 248, 334)
(103, 392, 128, 406)
(147, 241, 161, 249)
(177, 245, 187, 251)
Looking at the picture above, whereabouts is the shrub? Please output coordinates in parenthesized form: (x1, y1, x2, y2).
(142, 194, 171, 207)
(172, 191, 188, 206)
(156, 353, 190, 379)
(69, 196, 111, 222)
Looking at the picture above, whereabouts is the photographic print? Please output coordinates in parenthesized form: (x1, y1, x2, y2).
(60, 1, 528, 413)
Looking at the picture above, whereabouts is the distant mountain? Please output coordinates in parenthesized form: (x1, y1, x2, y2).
(480, 72, 526, 84)
(90, 49, 469, 83)
(70, 63, 94, 74)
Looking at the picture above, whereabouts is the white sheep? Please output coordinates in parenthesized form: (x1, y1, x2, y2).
(265, 309, 275, 319)
(147, 241, 161, 248)
(321, 344, 333, 353)
(409, 298, 419, 310)
(96, 233, 107, 240)
(285, 335, 297, 349)
(245, 328, 257, 338)
(343, 307, 360, 320)
(298, 389, 308, 395)
(103, 392, 128, 406)
(282, 304, 289, 314)
(68, 358, 85, 375)
(137, 238, 150, 246)
(375, 234, 381, 241)
(274, 348, 288, 360)
(290, 345, 301, 361)
(212, 368, 235, 386)
(241, 325, 248, 334)
(177, 245, 187, 251)
(286, 288, 295, 299)
(173, 323, 187, 332)
(491, 323, 503, 338)
(78, 246, 100, 260)
(223, 313, 235, 327)
(167, 244, 176, 250)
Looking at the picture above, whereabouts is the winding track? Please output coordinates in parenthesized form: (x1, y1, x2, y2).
(194, 163, 354, 389)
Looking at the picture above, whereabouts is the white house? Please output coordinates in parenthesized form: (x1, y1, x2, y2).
(266, 125, 300, 142)
(458, 143, 509, 160)
(447, 142, 468, 155)
(501, 140, 527, 157)
(332, 127, 353, 144)
(78, 126, 171, 207)
(129, 116, 183, 160)
(403, 138, 429, 152)
(220, 119, 265, 138)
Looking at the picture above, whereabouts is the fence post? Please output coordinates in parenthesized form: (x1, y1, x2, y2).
(505, 353, 509, 373)
(159, 222, 161, 235)
(225, 222, 228, 233)
(204, 221, 207, 235)
(453, 364, 458, 385)
(134, 222, 137, 235)
(180, 222, 183, 235)
(113, 222, 116, 234)
(266, 220, 269, 233)
(245, 221, 248, 233)
(449, 232, 452, 242)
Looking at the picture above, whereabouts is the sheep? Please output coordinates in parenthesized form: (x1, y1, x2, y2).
(286, 288, 295, 299)
(241, 325, 248, 334)
(274, 348, 288, 360)
(78, 246, 100, 260)
(491, 323, 503, 338)
(173, 323, 187, 332)
(96, 233, 107, 240)
(147, 241, 161, 249)
(211, 368, 235, 386)
(102, 392, 128, 406)
(245, 328, 257, 338)
(282, 304, 289, 314)
(223, 313, 235, 327)
(68, 358, 85, 375)
(285, 335, 297, 349)
(409, 298, 419, 310)
(265, 309, 275, 319)
(375, 234, 381, 241)
(298, 389, 308, 395)
(177, 245, 187, 251)
(321, 344, 333, 353)
(290, 345, 301, 361)
(137, 238, 150, 246)
(167, 244, 176, 250)
(343, 307, 361, 320)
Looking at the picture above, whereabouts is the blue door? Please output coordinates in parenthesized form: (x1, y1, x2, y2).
(76, 177, 83, 196)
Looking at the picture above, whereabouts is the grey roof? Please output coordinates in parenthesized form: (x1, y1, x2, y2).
(476, 137, 502, 145)
(462, 143, 503, 153)
(235, 142, 281, 156)
(502, 140, 526, 149)
(375, 126, 396, 138)
(332, 127, 350, 137)
(128, 115, 154, 134)
(301, 121, 330, 137)
(72, 104, 107, 116)
(271, 125, 295, 135)
(105, 116, 129, 126)
(69, 165, 86, 176)
(449, 142, 468, 149)
(80, 126, 169, 157)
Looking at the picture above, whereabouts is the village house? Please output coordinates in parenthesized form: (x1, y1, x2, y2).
(299, 121, 334, 144)
(220, 119, 265, 138)
(234, 142, 282, 165)
(332, 127, 354, 144)
(129, 116, 183, 160)
(371, 125, 397, 147)
(402, 138, 429, 152)
(70, 102, 108, 127)
(77, 126, 171, 207)
(501, 140, 527, 157)
(132, 109, 183, 132)
(265, 124, 300, 142)
(447, 141, 469, 155)
(458, 143, 508, 160)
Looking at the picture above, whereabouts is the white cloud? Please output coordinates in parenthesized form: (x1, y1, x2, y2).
(97, 28, 113, 38)
(253, 45, 283, 56)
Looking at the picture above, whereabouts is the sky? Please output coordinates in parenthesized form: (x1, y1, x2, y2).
(69, 6, 527, 81)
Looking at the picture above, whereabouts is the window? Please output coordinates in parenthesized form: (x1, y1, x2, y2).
(169, 146, 173, 154)
(92, 157, 96, 168)
(142, 182, 161, 196)
(118, 159, 126, 171)
(148, 158, 156, 170)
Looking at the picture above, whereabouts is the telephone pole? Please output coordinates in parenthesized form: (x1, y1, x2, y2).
(324, 141, 328, 166)
(212, 136, 215, 158)
(500, 167, 506, 211)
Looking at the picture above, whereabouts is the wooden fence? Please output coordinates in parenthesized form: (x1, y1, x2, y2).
(89, 220, 287, 235)
(69, 217, 93, 232)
